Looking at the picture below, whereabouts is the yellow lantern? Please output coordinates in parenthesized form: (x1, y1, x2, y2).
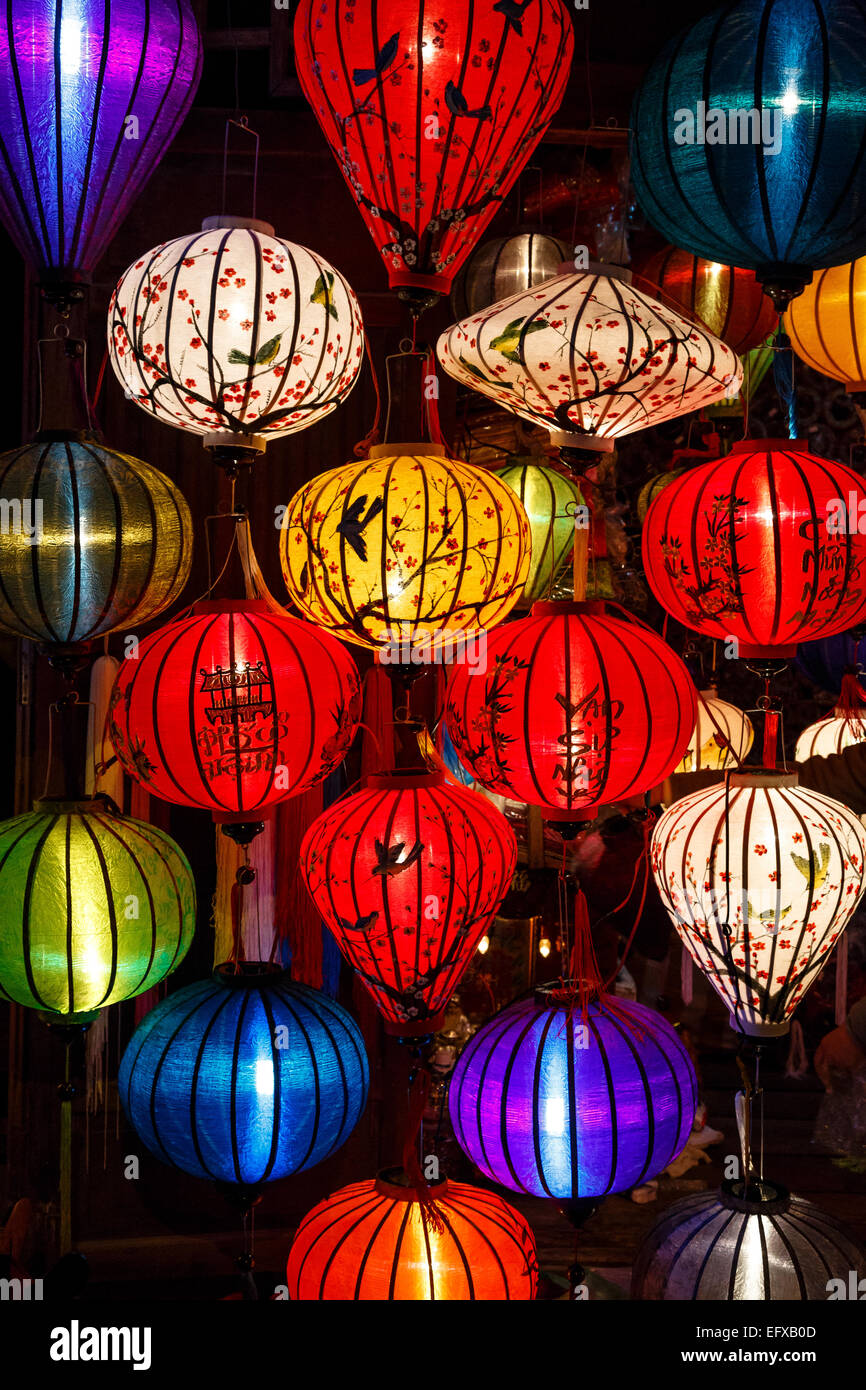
(280, 444, 531, 653)
(497, 458, 584, 608)
(785, 260, 866, 389)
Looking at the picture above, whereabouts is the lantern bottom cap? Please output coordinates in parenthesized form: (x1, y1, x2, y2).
(384, 1011, 445, 1038)
(729, 1015, 790, 1038)
(203, 431, 267, 454)
(738, 643, 797, 659)
(387, 269, 449, 294)
(550, 430, 616, 453)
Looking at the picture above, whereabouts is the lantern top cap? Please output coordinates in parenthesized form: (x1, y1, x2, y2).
(191, 598, 272, 615)
(718, 1177, 791, 1216)
(31, 797, 114, 816)
(201, 215, 276, 236)
(366, 443, 449, 461)
(365, 772, 444, 791)
(373, 1166, 449, 1201)
(729, 439, 805, 453)
(727, 769, 798, 788)
(213, 961, 293, 990)
(530, 599, 607, 617)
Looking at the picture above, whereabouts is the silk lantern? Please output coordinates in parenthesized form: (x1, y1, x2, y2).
(786, 258, 866, 389)
(675, 687, 754, 773)
(0, 0, 202, 307)
(635, 248, 776, 354)
(449, 986, 697, 1198)
(119, 963, 369, 1186)
(795, 672, 866, 759)
(293, 0, 574, 308)
(301, 772, 516, 1035)
(0, 432, 192, 647)
(651, 770, 866, 1037)
(286, 1170, 538, 1300)
(445, 600, 697, 825)
(0, 798, 195, 1017)
(642, 439, 866, 657)
(107, 600, 361, 830)
(437, 266, 741, 448)
(633, 1180, 866, 1300)
(452, 233, 570, 319)
(631, 0, 866, 308)
(108, 221, 364, 456)
(280, 445, 531, 653)
(497, 459, 584, 607)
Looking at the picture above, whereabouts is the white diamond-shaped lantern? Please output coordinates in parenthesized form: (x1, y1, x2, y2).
(437, 265, 741, 447)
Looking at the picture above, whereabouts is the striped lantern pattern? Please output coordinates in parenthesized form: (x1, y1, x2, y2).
(642, 439, 866, 657)
(651, 771, 866, 1037)
(0, 435, 192, 644)
(786, 258, 866, 390)
(0, 0, 202, 286)
(287, 1173, 538, 1301)
(119, 966, 369, 1186)
(497, 459, 584, 607)
(0, 799, 195, 1016)
(280, 446, 531, 652)
(445, 600, 697, 821)
(107, 600, 362, 820)
(635, 248, 776, 354)
(300, 772, 516, 1034)
(796, 713, 866, 760)
(108, 222, 364, 445)
(449, 989, 697, 1199)
(675, 688, 754, 773)
(633, 1181, 866, 1301)
(293, 0, 574, 297)
(451, 233, 570, 319)
(437, 268, 741, 445)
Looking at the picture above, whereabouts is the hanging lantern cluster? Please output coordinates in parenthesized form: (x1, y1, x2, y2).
(452, 233, 571, 319)
(651, 770, 866, 1037)
(497, 458, 584, 608)
(786, 258, 866, 389)
(675, 687, 754, 773)
(301, 772, 516, 1034)
(292, 0, 575, 307)
(635, 247, 776, 354)
(286, 1171, 538, 1301)
(280, 445, 531, 653)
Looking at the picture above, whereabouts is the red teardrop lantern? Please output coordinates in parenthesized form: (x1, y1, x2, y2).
(292, 0, 574, 305)
(300, 772, 516, 1033)
(642, 439, 866, 658)
(108, 600, 361, 824)
(634, 247, 776, 354)
(445, 600, 697, 822)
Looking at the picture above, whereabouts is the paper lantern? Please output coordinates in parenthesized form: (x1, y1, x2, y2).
(633, 1180, 866, 1300)
(631, 0, 866, 307)
(286, 1170, 537, 1300)
(0, 0, 201, 305)
(651, 770, 866, 1037)
(0, 432, 192, 646)
(449, 986, 697, 1198)
(437, 267, 741, 447)
(293, 0, 574, 306)
(795, 673, 866, 758)
(636, 248, 776, 354)
(452, 233, 570, 319)
(0, 798, 195, 1017)
(280, 445, 531, 652)
(642, 439, 866, 657)
(107, 600, 361, 823)
(108, 220, 364, 453)
(786, 258, 866, 389)
(301, 772, 516, 1034)
(674, 687, 754, 773)
(119, 963, 369, 1186)
(445, 600, 697, 823)
(797, 631, 866, 695)
(497, 459, 584, 607)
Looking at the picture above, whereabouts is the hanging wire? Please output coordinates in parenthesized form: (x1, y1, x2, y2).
(221, 117, 260, 222)
(37, 325, 92, 435)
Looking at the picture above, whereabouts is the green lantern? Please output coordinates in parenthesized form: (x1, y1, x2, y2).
(498, 458, 584, 608)
(706, 339, 775, 419)
(0, 799, 195, 1017)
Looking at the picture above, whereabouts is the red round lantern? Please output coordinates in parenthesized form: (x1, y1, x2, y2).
(108, 600, 361, 823)
(301, 772, 515, 1033)
(634, 247, 776, 354)
(286, 1170, 538, 1300)
(292, 0, 574, 304)
(642, 439, 866, 658)
(445, 600, 697, 822)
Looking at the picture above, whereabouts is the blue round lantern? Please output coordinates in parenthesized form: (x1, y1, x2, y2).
(631, 0, 866, 307)
(796, 631, 866, 695)
(119, 964, 369, 1187)
(449, 986, 697, 1199)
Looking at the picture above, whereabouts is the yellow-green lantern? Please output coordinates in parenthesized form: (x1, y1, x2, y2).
(497, 458, 584, 608)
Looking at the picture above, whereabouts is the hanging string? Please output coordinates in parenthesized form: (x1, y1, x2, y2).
(772, 317, 797, 439)
(353, 332, 383, 458)
(92, 348, 109, 412)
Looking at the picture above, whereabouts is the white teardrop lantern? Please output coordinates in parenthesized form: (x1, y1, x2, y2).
(675, 687, 754, 773)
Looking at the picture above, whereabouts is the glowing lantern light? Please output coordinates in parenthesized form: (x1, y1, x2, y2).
(108, 220, 364, 457)
(107, 600, 361, 826)
(635, 248, 777, 354)
(119, 963, 369, 1186)
(642, 439, 866, 658)
(280, 445, 531, 653)
(651, 770, 866, 1037)
(449, 985, 697, 1198)
(452, 233, 570, 319)
(445, 600, 697, 824)
(437, 267, 741, 448)
(0, 433, 192, 647)
(0, 798, 195, 1017)
(286, 1170, 538, 1300)
(0, 0, 202, 307)
(293, 0, 574, 308)
(301, 772, 516, 1035)
(675, 687, 754, 773)
(786, 258, 866, 389)
(497, 459, 584, 608)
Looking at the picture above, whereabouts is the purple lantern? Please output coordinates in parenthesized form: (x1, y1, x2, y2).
(449, 987, 697, 1199)
(0, 0, 202, 306)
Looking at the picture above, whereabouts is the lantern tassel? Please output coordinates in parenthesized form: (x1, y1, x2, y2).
(835, 669, 866, 721)
(401, 1065, 446, 1234)
(772, 324, 798, 440)
(835, 932, 849, 1027)
(681, 947, 694, 1006)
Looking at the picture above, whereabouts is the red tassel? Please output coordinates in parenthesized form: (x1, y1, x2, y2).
(361, 661, 396, 777)
(275, 785, 325, 986)
(836, 669, 866, 719)
(401, 1066, 446, 1234)
(762, 710, 780, 769)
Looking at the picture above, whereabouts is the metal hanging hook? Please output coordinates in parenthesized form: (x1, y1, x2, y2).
(221, 116, 261, 221)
